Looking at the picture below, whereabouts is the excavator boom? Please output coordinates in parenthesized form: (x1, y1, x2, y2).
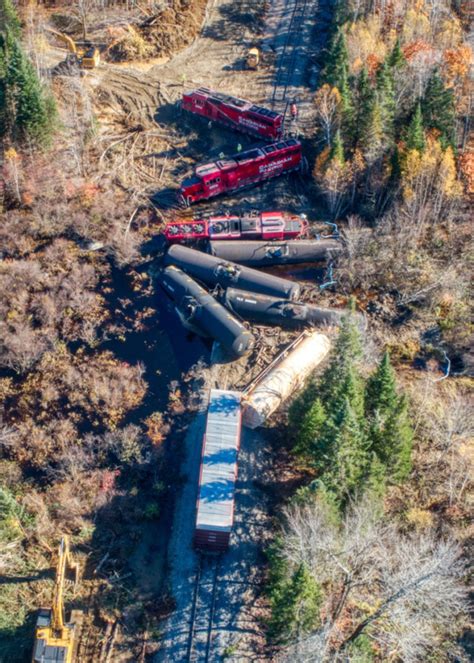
(32, 536, 82, 663)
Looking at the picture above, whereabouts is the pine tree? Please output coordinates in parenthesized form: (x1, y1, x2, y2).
(327, 398, 369, 498)
(359, 97, 385, 163)
(319, 313, 363, 405)
(366, 452, 386, 499)
(0, 19, 57, 143)
(381, 394, 413, 482)
(365, 351, 397, 414)
(354, 67, 374, 145)
(387, 38, 406, 70)
(330, 129, 345, 164)
(376, 60, 396, 144)
(323, 30, 354, 131)
(0, 0, 21, 37)
(406, 103, 425, 152)
(422, 71, 456, 148)
(268, 562, 321, 642)
(365, 353, 413, 482)
(294, 398, 326, 460)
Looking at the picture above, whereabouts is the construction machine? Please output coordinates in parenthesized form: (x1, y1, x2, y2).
(32, 536, 83, 663)
(246, 47, 260, 70)
(46, 28, 100, 69)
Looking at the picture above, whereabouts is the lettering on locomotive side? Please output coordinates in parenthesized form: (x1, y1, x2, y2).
(238, 117, 267, 131)
(259, 155, 293, 173)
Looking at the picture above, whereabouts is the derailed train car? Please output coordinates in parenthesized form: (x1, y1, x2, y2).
(164, 244, 301, 300)
(208, 238, 341, 267)
(223, 288, 346, 328)
(182, 87, 283, 141)
(159, 265, 255, 357)
(194, 389, 241, 551)
(179, 139, 302, 205)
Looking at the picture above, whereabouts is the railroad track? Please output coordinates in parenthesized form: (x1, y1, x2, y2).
(271, 0, 310, 113)
(186, 554, 221, 663)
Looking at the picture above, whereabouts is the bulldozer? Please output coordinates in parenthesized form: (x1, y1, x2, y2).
(46, 28, 100, 69)
(246, 47, 260, 70)
(32, 536, 83, 663)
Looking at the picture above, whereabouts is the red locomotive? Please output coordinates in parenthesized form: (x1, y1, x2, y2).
(182, 87, 283, 141)
(179, 138, 302, 205)
(164, 211, 308, 243)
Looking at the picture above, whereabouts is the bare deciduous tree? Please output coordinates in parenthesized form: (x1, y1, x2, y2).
(278, 496, 468, 662)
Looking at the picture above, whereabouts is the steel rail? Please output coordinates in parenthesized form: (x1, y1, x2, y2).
(186, 554, 221, 663)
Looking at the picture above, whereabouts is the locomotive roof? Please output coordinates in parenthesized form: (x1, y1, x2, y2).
(193, 139, 300, 177)
(190, 87, 281, 119)
(196, 389, 241, 533)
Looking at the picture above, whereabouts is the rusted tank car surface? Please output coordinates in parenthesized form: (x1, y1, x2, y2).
(194, 389, 242, 551)
(179, 139, 302, 205)
(164, 244, 301, 300)
(182, 87, 283, 140)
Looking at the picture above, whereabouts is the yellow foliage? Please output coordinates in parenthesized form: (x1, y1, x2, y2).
(401, 138, 462, 205)
(346, 15, 388, 73)
(406, 507, 434, 530)
(436, 17, 463, 50)
(313, 146, 331, 177)
(314, 84, 341, 108)
(5, 147, 19, 162)
(402, 7, 432, 44)
(443, 45, 473, 87)
(438, 147, 463, 199)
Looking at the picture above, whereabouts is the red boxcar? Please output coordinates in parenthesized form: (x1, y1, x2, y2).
(164, 211, 308, 243)
(182, 87, 283, 141)
(194, 389, 241, 552)
(179, 139, 302, 205)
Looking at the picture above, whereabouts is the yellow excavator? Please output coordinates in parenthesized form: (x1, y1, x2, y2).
(46, 28, 100, 69)
(32, 536, 83, 663)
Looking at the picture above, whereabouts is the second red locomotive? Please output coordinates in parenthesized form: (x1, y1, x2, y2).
(179, 139, 302, 205)
(182, 87, 283, 141)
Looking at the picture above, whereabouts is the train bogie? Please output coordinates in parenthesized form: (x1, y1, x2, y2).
(164, 244, 301, 300)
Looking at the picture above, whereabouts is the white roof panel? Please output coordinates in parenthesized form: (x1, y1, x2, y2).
(196, 389, 241, 532)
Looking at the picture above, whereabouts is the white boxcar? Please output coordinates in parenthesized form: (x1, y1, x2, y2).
(194, 389, 242, 551)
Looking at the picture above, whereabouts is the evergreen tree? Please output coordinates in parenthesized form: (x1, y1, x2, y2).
(0, 0, 21, 37)
(366, 452, 386, 499)
(326, 398, 369, 499)
(330, 129, 345, 164)
(354, 67, 374, 145)
(294, 398, 326, 460)
(422, 71, 456, 148)
(359, 97, 385, 163)
(0, 16, 57, 143)
(318, 313, 363, 406)
(376, 60, 396, 144)
(323, 30, 354, 131)
(365, 352, 413, 482)
(387, 38, 406, 70)
(268, 562, 321, 642)
(406, 103, 425, 152)
(365, 351, 397, 414)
